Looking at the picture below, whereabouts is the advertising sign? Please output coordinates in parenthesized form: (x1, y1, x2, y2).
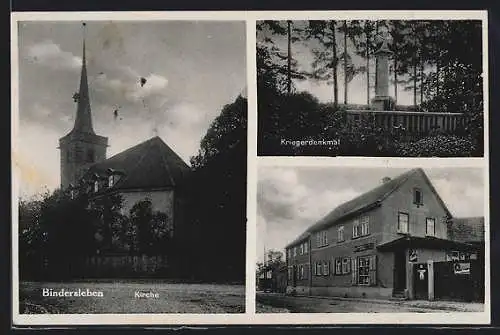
(454, 262, 471, 275)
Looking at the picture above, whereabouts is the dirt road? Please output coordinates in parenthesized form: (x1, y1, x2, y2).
(19, 281, 245, 314)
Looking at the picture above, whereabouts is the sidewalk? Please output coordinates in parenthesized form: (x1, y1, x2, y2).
(290, 293, 484, 312)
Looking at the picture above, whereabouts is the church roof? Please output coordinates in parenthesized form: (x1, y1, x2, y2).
(84, 136, 191, 191)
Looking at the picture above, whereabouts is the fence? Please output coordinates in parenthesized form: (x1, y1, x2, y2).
(20, 254, 171, 280)
(82, 254, 170, 278)
(433, 260, 484, 302)
(345, 110, 468, 140)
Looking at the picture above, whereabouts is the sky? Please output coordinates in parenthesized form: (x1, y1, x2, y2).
(257, 20, 417, 106)
(257, 166, 485, 263)
(15, 20, 246, 198)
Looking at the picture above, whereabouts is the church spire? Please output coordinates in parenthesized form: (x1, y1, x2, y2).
(72, 22, 95, 134)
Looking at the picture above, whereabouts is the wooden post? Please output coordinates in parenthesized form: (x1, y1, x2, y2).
(407, 262, 415, 300)
(427, 260, 434, 301)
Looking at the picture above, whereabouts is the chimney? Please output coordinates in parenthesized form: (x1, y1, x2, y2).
(382, 177, 391, 184)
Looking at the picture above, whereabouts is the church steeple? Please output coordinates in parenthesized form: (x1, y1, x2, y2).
(72, 22, 94, 134)
(59, 22, 108, 190)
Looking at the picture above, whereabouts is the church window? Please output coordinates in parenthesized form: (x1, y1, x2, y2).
(94, 180, 99, 193)
(74, 147, 83, 163)
(87, 148, 95, 163)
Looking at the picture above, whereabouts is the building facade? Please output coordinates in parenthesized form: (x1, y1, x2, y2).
(285, 168, 483, 299)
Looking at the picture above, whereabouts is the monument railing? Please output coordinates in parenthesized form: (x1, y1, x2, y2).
(344, 110, 471, 138)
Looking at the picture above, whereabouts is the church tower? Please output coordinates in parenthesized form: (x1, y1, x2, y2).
(59, 23, 108, 189)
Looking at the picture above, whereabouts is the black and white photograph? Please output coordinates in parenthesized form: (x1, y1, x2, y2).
(257, 19, 485, 157)
(13, 17, 247, 317)
(256, 165, 487, 316)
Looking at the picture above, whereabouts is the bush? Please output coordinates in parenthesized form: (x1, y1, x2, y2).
(397, 135, 476, 157)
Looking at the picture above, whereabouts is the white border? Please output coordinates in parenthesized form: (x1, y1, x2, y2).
(11, 10, 490, 326)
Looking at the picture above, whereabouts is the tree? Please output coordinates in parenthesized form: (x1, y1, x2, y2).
(265, 250, 284, 266)
(256, 20, 307, 95)
(128, 198, 171, 256)
(185, 95, 247, 282)
(34, 188, 96, 279)
(88, 193, 125, 253)
(308, 20, 339, 106)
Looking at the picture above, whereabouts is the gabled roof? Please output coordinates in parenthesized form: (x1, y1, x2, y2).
(450, 217, 485, 243)
(83, 136, 191, 191)
(285, 168, 453, 249)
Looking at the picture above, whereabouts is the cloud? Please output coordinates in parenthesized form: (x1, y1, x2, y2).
(128, 74, 169, 102)
(93, 70, 168, 104)
(25, 40, 81, 70)
(16, 121, 61, 197)
(257, 167, 363, 261)
(430, 170, 484, 218)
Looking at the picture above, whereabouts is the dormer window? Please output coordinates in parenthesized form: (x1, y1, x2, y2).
(94, 180, 99, 193)
(108, 175, 114, 187)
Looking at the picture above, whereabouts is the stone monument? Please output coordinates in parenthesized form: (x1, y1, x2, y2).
(371, 35, 395, 111)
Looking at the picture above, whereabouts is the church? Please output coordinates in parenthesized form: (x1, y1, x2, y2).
(58, 28, 191, 229)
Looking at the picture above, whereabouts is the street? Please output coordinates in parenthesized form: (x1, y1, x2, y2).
(256, 292, 484, 313)
(19, 281, 245, 314)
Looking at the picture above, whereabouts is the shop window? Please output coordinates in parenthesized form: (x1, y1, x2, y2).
(358, 256, 371, 285)
(353, 255, 377, 286)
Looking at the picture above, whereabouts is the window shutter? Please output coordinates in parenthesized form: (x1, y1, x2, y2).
(346, 257, 351, 274)
(352, 257, 358, 285)
(369, 254, 377, 286)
